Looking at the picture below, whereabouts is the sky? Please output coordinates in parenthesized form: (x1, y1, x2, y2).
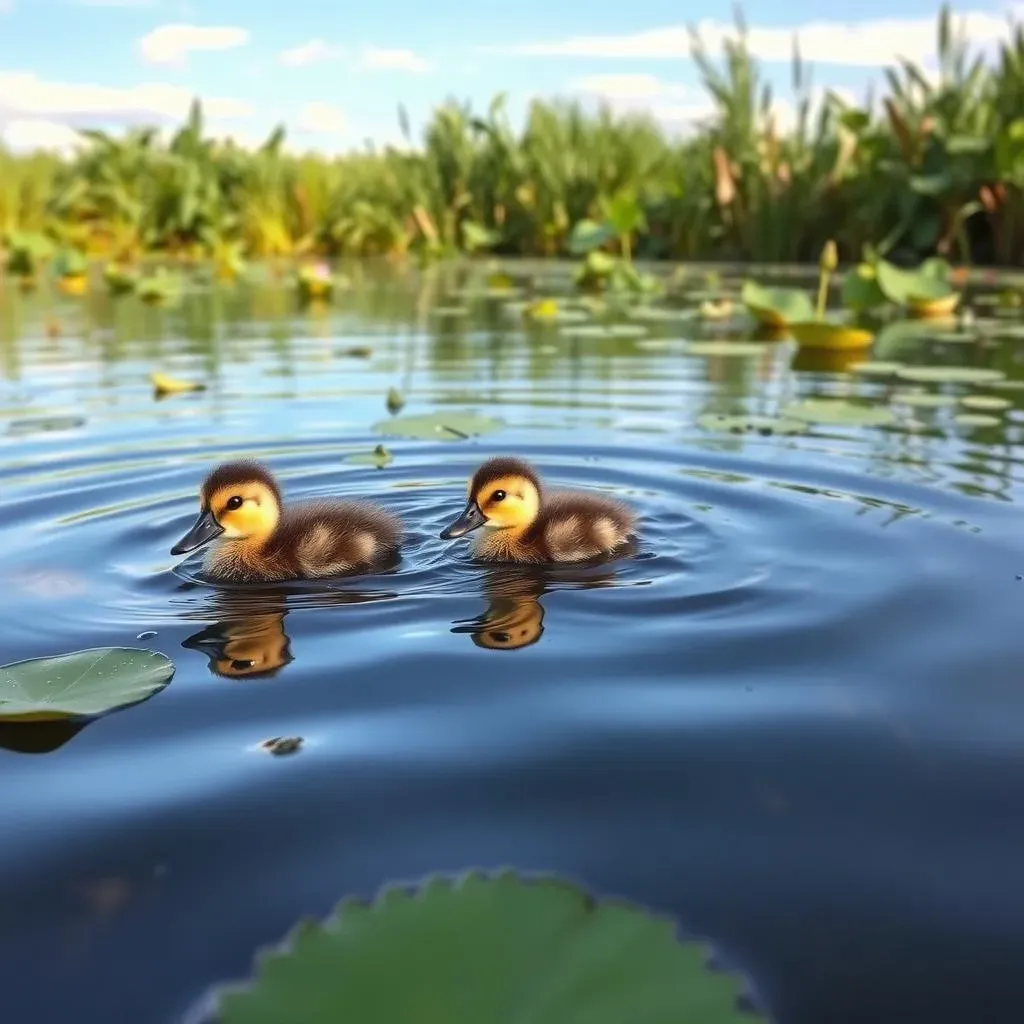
(0, 0, 1022, 155)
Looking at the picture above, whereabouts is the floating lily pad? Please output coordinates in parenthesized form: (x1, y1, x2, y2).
(6, 415, 86, 436)
(849, 361, 904, 376)
(212, 870, 755, 1024)
(988, 379, 1024, 392)
(683, 340, 766, 357)
(345, 444, 394, 468)
(953, 413, 1002, 428)
(896, 365, 1005, 385)
(373, 411, 503, 441)
(926, 330, 977, 344)
(987, 324, 1024, 341)
(627, 306, 699, 323)
(559, 325, 613, 339)
(960, 394, 1011, 412)
(696, 413, 808, 436)
(0, 647, 174, 721)
(875, 258, 958, 311)
(788, 322, 875, 350)
(431, 306, 469, 318)
(740, 281, 814, 327)
(891, 390, 957, 408)
(782, 398, 898, 427)
(607, 324, 648, 338)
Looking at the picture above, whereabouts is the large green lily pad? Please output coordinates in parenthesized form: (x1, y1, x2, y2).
(683, 340, 766, 357)
(0, 647, 174, 721)
(372, 411, 504, 441)
(953, 413, 1002, 428)
(782, 398, 898, 427)
(213, 870, 756, 1024)
(896, 366, 1005, 385)
(841, 264, 887, 312)
(960, 394, 1011, 412)
(875, 258, 957, 306)
(849, 361, 904, 377)
(891, 390, 958, 408)
(740, 281, 814, 327)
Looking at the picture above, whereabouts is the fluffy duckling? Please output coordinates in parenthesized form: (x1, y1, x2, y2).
(170, 460, 401, 583)
(439, 456, 635, 564)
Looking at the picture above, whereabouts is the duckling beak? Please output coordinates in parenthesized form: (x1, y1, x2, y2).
(171, 508, 224, 555)
(440, 499, 486, 539)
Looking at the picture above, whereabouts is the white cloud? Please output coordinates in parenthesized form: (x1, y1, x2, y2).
(571, 73, 689, 102)
(278, 38, 344, 67)
(1, 119, 80, 154)
(0, 0, 13, 11)
(505, 10, 1017, 67)
(298, 101, 347, 135)
(139, 23, 249, 66)
(0, 72, 252, 140)
(359, 46, 432, 73)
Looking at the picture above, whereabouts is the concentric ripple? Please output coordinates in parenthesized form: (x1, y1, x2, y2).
(3, 275, 1024, 1024)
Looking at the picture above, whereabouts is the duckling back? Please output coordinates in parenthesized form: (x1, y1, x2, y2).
(532, 491, 635, 562)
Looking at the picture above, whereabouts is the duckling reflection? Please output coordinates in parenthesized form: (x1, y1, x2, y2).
(184, 609, 293, 679)
(451, 564, 620, 651)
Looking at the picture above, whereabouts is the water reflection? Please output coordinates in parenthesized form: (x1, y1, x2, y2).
(0, 718, 86, 755)
(452, 563, 621, 651)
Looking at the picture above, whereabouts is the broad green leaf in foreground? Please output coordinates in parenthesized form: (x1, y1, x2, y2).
(214, 871, 758, 1024)
(0, 647, 174, 721)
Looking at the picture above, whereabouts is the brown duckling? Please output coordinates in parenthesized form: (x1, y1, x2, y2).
(171, 460, 401, 583)
(439, 456, 635, 563)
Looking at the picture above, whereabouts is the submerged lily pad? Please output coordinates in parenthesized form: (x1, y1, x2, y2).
(891, 390, 958, 408)
(953, 413, 1002, 428)
(345, 444, 394, 468)
(683, 340, 766, 357)
(0, 647, 174, 721)
(849, 361, 904, 376)
(696, 413, 808, 436)
(6, 415, 86, 436)
(212, 870, 755, 1024)
(960, 394, 1011, 412)
(740, 281, 814, 327)
(782, 398, 898, 427)
(373, 410, 503, 441)
(896, 365, 1005, 385)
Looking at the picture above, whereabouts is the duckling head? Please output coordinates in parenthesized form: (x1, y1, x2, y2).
(171, 460, 282, 556)
(440, 457, 541, 539)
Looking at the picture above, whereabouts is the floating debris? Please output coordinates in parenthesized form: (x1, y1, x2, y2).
(261, 736, 303, 756)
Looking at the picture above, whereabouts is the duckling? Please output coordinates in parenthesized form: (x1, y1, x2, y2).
(170, 460, 401, 583)
(439, 456, 635, 564)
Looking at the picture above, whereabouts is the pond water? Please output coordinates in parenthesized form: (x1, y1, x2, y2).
(2, 263, 1024, 1023)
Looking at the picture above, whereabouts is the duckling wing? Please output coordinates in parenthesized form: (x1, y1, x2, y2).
(540, 490, 635, 562)
(276, 501, 402, 577)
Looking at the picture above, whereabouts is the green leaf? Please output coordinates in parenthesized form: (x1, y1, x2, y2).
(945, 135, 990, 156)
(841, 265, 887, 312)
(0, 647, 174, 720)
(740, 281, 814, 326)
(214, 871, 755, 1024)
(874, 259, 955, 304)
(959, 394, 1011, 411)
(568, 219, 617, 255)
(684, 340, 766, 357)
(896, 365, 1005, 385)
(372, 410, 504, 440)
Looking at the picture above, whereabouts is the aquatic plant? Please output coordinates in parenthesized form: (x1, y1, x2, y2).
(207, 870, 759, 1024)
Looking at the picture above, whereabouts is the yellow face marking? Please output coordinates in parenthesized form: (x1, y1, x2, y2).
(205, 481, 280, 541)
(472, 473, 540, 531)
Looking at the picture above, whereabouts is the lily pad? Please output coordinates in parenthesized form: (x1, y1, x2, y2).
(431, 306, 469, 318)
(627, 306, 699, 323)
(212, 870, 755, 1024)
(696, 413, 808, 436)
(0, 647, 174, 721)
(782, 398, 898, 427)
(740, 281, 814, 327)
(926, 330, 977, 344)
(891, 390, 958, 408)
(987, 324, 1024, 341)
(6, 415, 86, 436)
(683, 341, 766, 357)
(559, 325, 614, 339)
(960, 394, 1011, 412)
(373, 410, 503, 441)
(953, 413, 1002, 428)
(849, 361, 904, 376)
(788, 322, 874, 350)
(345, 444, 394, 468)
(908, 293, 961, 318)
(568, 219, 617, 255)
(875, 257, 957, 307)
(896, 366, 1005, 385)
(841, 264, 887, 312)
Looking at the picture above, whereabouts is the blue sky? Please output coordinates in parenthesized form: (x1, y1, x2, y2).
(0, 0, 1020, 153)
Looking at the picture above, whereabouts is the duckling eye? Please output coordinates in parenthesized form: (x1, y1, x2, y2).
(225, 496, 244, 511)
(491, 489, 506, 502)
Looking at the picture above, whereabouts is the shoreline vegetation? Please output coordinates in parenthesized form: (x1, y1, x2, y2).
(2, 7, 1024, 282)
